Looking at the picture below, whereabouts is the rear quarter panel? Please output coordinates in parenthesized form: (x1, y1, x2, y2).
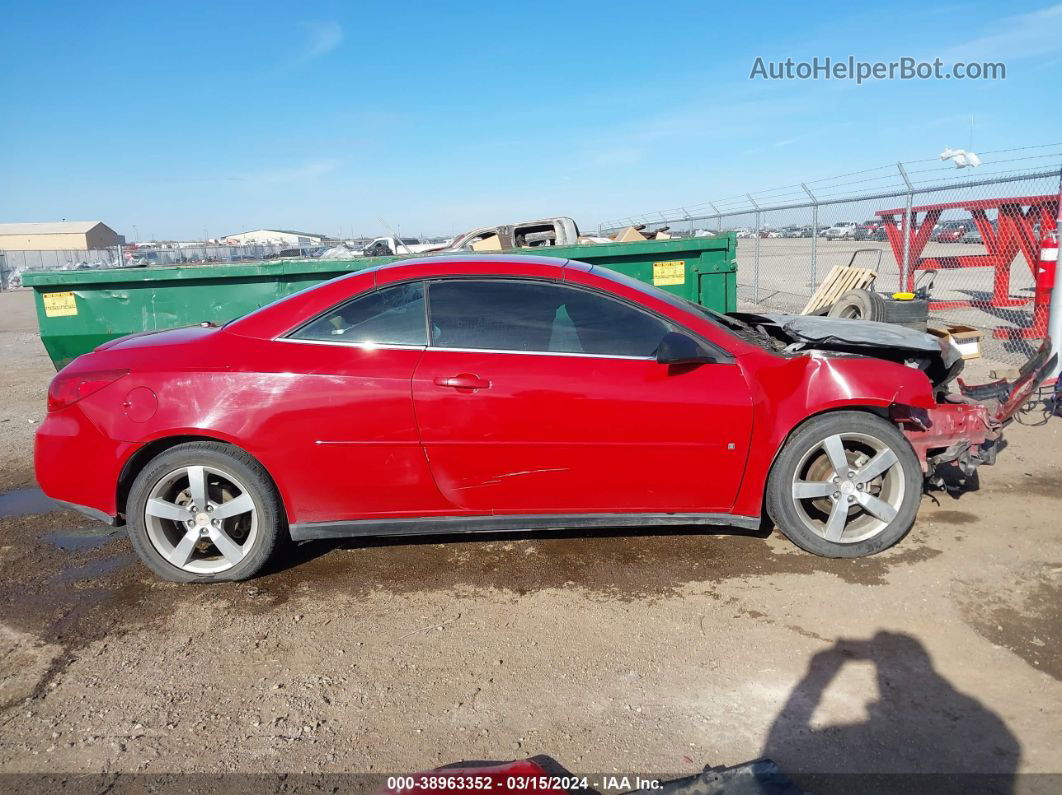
(78, 329, 449, 524)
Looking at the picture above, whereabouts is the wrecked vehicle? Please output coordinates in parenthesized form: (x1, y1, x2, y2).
(442, 217, 580, 251)
(35, 255, 1055, 582)
(718, 310, 1053, 485)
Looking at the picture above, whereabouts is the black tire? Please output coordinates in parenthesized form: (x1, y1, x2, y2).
(126, 442, 285, 582)
(828, 289, 887, 322)
(766, 411, 922, 558)
(880, 297, 929, 330)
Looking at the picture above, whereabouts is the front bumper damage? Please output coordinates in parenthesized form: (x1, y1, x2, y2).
(892, 341, 1056, 480)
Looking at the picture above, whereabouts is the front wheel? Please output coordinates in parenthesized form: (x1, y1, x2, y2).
(126, 442, 285, 582)
(766, 411, 922, 558)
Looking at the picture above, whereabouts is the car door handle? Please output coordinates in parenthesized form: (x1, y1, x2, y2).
(434, 373, 491, 391)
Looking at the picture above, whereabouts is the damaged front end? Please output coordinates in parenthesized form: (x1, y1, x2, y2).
(730, 312, 1057, 483)
(732, 312, 965, 394)
(895, 340, 1058, 482)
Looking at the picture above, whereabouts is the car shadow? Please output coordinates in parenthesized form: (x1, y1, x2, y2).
(762, 632, 1021, 793)
(261, 521, 774, 578)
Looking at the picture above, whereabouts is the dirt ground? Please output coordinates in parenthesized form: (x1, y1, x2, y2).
(0, 288, 1059, 790)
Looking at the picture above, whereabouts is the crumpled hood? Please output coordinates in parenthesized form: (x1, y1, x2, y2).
(728, 311, 964, 389)
(760, 314, 960, 366)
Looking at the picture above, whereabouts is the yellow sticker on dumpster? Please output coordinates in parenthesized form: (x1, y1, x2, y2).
(43, 291, 77, 317)
(652, 260, 685, 286)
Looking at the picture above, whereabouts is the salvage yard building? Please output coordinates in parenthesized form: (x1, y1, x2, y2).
(223, 228, 335, 246)
(0, 221, 122, 251)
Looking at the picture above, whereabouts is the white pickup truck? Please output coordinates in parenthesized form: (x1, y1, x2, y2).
(357, 237, 440, 257)
(824, 221, 858, 240)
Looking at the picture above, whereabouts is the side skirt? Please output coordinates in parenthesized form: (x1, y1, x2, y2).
(289, 512, 762, 542)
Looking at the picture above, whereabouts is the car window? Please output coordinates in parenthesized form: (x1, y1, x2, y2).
(427, 279, 672, 357)
(290, 281, 426, 346)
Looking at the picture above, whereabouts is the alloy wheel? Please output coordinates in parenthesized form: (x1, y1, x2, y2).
(144, 465, 258, 574)
(789, 432, 906, 544)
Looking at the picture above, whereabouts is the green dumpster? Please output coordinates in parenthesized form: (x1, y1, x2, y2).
(23, 234, 735, 369)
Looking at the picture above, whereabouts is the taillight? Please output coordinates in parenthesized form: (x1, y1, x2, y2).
(47, 369, 129, 412)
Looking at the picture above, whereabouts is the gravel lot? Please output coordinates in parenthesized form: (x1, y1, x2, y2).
(0, 288, 1059, 789)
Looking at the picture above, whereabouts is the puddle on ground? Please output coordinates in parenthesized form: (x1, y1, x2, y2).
(54, 554, 135, 584)
(239, 528, 943, 607)
(0, 487, 58, 518)
(0, 510, 156, 704)
(42, 527, 123, 551)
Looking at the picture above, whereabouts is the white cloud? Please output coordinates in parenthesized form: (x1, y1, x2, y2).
(275, 20, 343, 70)
(940, 3, 1062, 62)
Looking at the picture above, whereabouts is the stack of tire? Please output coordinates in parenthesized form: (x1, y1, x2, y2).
(827, 289, 928, 331)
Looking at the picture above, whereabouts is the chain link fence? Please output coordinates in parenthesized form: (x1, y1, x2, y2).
(0, 243, 339, 290)
(601, 146, 1062, 366)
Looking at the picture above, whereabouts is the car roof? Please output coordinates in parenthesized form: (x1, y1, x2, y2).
(375, 253, 573, 272)
(225, 254, 580, 339)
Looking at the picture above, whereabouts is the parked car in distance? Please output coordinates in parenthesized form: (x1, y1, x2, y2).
(853, 221, 886, 241)
(35, 255, 1054, 582)
(931, 220, 974, 243)
(125, 250, 161, 266)
(962, 228, 984, 244)
(266, 246, 327, 259)
(825, 222, 858, 240)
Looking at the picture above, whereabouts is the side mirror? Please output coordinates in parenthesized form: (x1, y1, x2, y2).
(655, 332, 716, 365)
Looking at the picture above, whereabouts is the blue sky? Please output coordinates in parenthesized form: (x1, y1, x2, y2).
(2, 1, 1061, 241)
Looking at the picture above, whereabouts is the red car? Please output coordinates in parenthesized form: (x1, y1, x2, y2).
(931, 221, 974, 243)
(35, 255, 1054, 582)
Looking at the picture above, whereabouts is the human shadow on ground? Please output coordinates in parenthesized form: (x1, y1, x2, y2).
(762, 631, 1021, 794)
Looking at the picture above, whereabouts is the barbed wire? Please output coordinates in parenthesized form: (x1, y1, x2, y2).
(600, 145, 1062, 229)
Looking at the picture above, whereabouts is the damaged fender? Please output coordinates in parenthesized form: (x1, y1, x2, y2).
(730, 350, 940, 517)
(892, 402, 994, 475)
(894, 339, 1056, 477)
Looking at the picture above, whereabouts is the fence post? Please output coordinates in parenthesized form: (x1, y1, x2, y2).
(1049, 171, 1062, 379)
(709, 202, 722, 234)
(748, 194, 761, 303)
(897, 161, 915, 293)
(802, 183, 818, 293)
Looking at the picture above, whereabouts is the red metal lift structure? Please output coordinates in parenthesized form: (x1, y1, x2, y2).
(876, 195, 1058, 338)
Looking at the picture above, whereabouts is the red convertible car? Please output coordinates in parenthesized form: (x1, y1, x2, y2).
(35, 255, 1053, 582)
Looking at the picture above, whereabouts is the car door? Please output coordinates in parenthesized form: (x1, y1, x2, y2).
(411, 278, 754, 515)
(269, 280, 456, 523)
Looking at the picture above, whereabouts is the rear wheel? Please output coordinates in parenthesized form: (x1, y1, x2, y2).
(766, 412, 922, 558)
(126, 442, 284, 582)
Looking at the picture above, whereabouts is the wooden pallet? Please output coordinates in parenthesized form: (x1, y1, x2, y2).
(801, 265, 878, 314)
